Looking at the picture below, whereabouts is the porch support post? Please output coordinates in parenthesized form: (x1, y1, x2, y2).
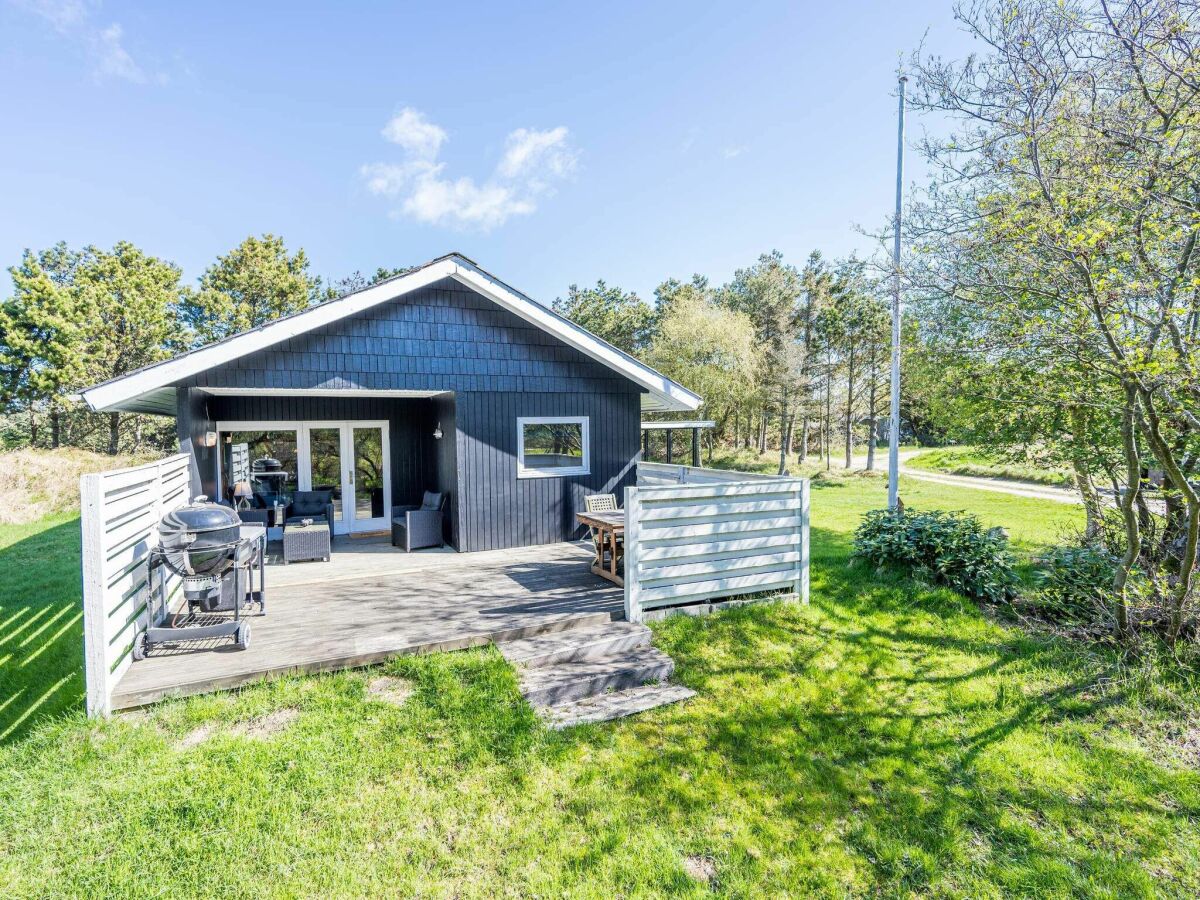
(691, 427, 701, 467)
(642, 429, 649, 461)
(666, 430, 674, 464)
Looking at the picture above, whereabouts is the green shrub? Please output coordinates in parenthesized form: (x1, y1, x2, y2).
(853, 508, 1019, 603)
(1029, 544, 1118, 624)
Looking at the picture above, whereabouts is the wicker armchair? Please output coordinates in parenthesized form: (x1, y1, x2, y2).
(392, 491, 447, 551)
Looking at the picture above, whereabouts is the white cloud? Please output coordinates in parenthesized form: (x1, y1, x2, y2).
(404, 177, 534, 230)
(361, 109, 578, 231)
(381, 107, 447, 159)
(722, 145, 749, 160)
(359, 160, 439, 197)
(14, 0, 89, 31)
(498, 126, 577, 180)
(10, 0, 151, 83)
(93, 24, 144, 83)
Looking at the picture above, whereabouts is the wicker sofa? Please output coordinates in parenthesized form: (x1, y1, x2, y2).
(284, 491, 335, 533)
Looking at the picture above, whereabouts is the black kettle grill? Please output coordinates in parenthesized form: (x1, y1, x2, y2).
(157, 497, 244, 579)
(133, 496, 265, 660)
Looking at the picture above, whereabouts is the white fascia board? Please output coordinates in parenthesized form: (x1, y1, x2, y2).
(448, 260, 703, 413)
(200, 388, 449, 399)
(80, 260, 458, 412)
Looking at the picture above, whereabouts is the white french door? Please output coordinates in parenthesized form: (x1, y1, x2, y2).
(216, 420, 390, 537)
(302, 421, 390, 535)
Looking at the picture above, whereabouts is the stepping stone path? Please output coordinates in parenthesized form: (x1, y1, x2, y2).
(497, 620, 694, 728)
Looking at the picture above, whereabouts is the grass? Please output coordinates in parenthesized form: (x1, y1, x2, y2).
(704, 444, 892, 480)
(2, 476, 1199, 897)
(0, 514, 85, 742)
(907, 446, 1073, 488)
(0, 447, 162, 524)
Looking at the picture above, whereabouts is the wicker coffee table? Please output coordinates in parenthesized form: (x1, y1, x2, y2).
(283, 522, 330, 563)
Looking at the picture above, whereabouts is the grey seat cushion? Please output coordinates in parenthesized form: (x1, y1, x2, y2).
(420, 491, 444, 510)
(291, 497, 328, 517)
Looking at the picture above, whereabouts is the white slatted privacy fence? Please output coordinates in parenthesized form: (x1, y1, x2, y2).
(636, 461, 783, 486)
(81, 454, 190, 716)
(229, 442, 250, 484)
(626, 467, 809, 623)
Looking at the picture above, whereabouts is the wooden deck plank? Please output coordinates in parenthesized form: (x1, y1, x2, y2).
(110, 540, 622, 710)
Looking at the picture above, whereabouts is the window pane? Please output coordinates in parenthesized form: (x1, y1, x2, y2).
(353, 427, 386, 519)
(221, 430, 298, 509)
(307, 427, 343, 522)
(522, 422, 584, 470)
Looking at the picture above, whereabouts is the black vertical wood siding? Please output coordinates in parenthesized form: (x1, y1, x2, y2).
(176, 387, 216, 500)
(432, 393, 458, 547)
(204, 393, 437, 511)
(173, 277, 645, 552)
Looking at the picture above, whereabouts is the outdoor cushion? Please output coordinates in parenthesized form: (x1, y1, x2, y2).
(291, 497, 327, 516)
(286, 516, 328, 528)
(421, 491, 444, 510)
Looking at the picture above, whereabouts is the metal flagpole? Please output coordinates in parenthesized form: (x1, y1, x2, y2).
(888, 74, 907, 510)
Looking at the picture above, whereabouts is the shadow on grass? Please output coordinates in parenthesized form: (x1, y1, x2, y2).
(621, 525, 1199, 895)
(0, 517, 85, 745)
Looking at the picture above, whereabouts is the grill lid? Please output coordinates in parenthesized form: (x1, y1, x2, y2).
(159, 496, 241, 535)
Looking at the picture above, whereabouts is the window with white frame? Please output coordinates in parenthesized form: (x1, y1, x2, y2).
(517, 416, 589, 477)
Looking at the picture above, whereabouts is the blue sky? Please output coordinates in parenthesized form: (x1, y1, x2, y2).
(0, 1, 975, 305)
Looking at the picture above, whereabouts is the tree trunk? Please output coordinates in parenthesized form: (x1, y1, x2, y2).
(866, 373, 878, 471)
(844, 349, 856, 469)
(778, 391, 792, 476)
(1068, 405, 1103, 541)
(798, 414, 809, 464)
(107, 412, 120, 456)
(824, 368, 833, 471)
(757, 410, 768, 456)
(1113, 385, 1139, 640)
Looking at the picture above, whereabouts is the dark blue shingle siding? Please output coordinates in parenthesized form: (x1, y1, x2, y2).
(174, 277, 643, 552)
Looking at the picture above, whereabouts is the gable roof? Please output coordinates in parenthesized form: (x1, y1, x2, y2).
(79, 253, 702, 415)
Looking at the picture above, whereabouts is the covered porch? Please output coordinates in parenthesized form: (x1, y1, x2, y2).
(111, 538, 622, 710)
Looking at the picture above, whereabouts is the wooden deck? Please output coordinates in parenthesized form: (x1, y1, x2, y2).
(111, 539, 623, 710)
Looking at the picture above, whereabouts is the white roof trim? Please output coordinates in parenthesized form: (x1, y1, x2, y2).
(80, 254, 701, 414)
(200, 388, 450, 399)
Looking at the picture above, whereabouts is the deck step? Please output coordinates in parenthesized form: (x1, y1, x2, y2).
(539, 682, 696, 729)
(498, 621, 651, 669)
(517, 646, 676, 708)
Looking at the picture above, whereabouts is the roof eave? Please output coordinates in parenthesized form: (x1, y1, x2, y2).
(79, 253, 704, 415)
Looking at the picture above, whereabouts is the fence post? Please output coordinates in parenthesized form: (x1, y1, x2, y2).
(80, 473, 109, 717)
(624, 485, 642, 623)
(797, 480, 810, 604)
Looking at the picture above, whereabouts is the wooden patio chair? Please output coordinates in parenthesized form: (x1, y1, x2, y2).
(584, 493, 622, 568)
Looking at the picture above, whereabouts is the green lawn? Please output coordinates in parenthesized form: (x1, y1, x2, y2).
(2, 476, 1198, 897)
(907, 446, 1074, 488)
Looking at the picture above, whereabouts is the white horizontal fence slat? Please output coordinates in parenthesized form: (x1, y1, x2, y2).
(625, 464, 809, 622)
(635, 461, 782, 487)
(81, 453, 190, 717)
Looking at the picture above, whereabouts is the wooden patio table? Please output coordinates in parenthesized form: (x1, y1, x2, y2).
(575, 509, 625, 587)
